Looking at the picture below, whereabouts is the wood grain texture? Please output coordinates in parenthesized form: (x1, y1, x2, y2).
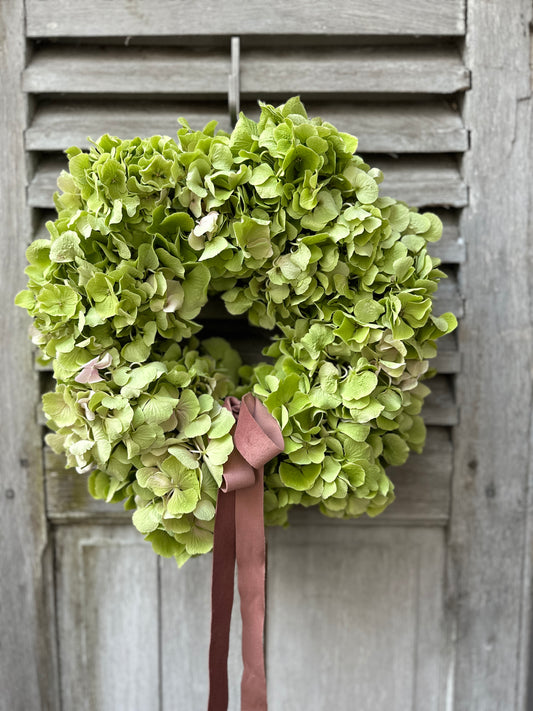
(523, 49, 533, 711)
(159, 554, 243, 710)
(28, 155, 468, 209)
(433, 212, 465, 264)
(266, 525, 447, 709)
(53, 525, 448, 711)
(449, 0, 533, 709)
(23, 45, 470, 96)
(26, 0, 466, 38)
(44, 426, 452, 524)
(0, 1, 59, 709)
(25, 100, 468, 154)
(54, 525, 160, 711)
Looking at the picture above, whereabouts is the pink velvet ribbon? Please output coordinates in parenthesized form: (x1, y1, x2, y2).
(207, 393, 284, 711)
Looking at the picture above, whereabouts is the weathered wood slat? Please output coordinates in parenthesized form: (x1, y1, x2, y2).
(25, 100, 468, 154)
(0, 0, 60, 708)
(44, 426, 452, 524)
(266, 525, 447, 708)
(425, 374, 457, 425)
(26, 0, 466, 38)
(28, 156, 468, 209)
(378, 157, 467, 208)
(433, 344, 461, 374)
(433, 213, 465, 263)
(23, 45, 470, 96)
(435, 276, 463, 319)
(243, 47, 470, 96)
(54, 526, 160, 710)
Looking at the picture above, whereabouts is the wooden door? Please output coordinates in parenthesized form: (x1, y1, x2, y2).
(1, 1, 531, 709)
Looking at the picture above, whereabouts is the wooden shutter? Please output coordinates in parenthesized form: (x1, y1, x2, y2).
(3, 0, 531, 709)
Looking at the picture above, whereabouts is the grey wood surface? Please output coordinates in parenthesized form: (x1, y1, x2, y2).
(448, 0, 533, 709)
(52, 523, 447, 711)
(25, 0, 466, 38)
(0, 1, 59, 710)
(28, 155, 468, 209)
(25, 100, 468, 154)
(54, 525, 160, 711)
(266, 525, 447, 710)
(23, 45, 470, 96)
(524, 60, 533, 711)
(160, 553, 242, 710)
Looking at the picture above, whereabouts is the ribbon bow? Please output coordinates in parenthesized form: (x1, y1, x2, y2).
(208, 393, 284, 711)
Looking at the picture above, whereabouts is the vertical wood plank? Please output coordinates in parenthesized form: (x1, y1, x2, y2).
(0, 1, 59, 709)
(55, 526, 160, 711)
(450, 0, 533, 708)
(524, 42, 533, 707)
(159, 554, 242, 710)
(266, 526, 446, 711)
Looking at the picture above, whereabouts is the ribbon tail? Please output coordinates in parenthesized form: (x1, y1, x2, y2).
(208, 394, 282, 711)
(208, 489, 236, 711)
(236, 466, 268, 711)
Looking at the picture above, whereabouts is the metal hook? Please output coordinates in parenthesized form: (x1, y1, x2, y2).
(228, 36, 240, 128)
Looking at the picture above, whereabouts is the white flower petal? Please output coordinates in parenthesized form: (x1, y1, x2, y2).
(163, 281, 184, 313)
(95, 352, 113, 369)
(193, 211, 219, 237)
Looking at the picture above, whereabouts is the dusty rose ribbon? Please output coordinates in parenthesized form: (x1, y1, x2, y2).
(208, 393, 284, 711)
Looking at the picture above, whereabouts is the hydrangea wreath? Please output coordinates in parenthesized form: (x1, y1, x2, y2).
(17, 97, 456, 566)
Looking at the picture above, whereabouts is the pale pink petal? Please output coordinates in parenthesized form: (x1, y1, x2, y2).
(75, 352, 111, 383)
(84, 356, 101, 368)
(75, 366, 103, 384)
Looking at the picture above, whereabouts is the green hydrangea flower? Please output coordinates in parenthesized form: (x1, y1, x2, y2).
(16, 97, 456, 566)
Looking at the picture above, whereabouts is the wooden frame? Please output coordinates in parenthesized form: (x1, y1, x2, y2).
(0, 0, 59, 708)
(449, 0, 533, 708)
(1, 0, 532, 707)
